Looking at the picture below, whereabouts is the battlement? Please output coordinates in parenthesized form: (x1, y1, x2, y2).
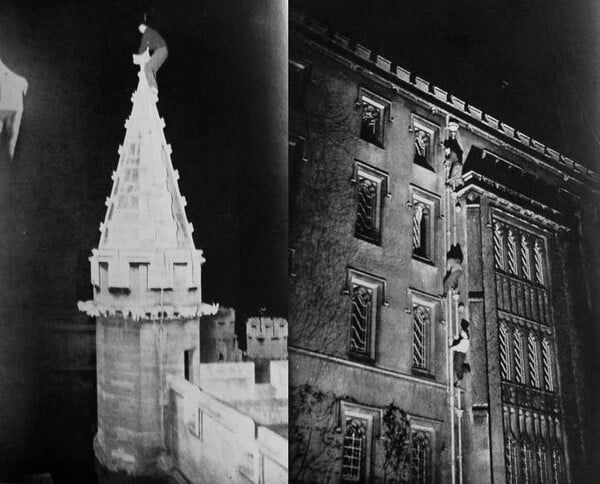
(246, 317, 288, 360)
(291, 10, 600, 189)
(200, 307, 242, 362)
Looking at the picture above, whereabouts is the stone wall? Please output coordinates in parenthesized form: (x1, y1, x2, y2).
(169, 377, 288, 484)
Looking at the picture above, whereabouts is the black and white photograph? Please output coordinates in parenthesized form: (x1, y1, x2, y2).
(2, 0, 600, 483)
(289, 1, 600, 483)
(0, 1, 287, 483)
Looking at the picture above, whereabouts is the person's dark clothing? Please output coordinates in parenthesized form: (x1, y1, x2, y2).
(138, 27, 167, 54)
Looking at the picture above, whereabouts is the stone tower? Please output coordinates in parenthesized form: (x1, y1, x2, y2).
(78, 58, 217, 479)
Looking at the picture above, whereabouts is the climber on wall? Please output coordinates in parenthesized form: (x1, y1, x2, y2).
(450, 311, 470, 387)
(134, 12, 168, 91)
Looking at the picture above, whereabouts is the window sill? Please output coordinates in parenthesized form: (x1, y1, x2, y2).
(359, 137, 385, 150)
(355, 233, 382, 246)
(413, 159, 436, 172)
(411, 367, 436, 381)
(348, 352, 375, 365)
(412, 254, 436, 267)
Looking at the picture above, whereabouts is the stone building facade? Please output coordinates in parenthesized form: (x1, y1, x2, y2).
(289, 12, 600, 484)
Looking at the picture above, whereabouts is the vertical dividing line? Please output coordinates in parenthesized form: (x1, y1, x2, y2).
(444, 158, 456, 484)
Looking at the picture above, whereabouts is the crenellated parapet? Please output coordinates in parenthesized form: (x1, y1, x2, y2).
(246, 317, 288, 360)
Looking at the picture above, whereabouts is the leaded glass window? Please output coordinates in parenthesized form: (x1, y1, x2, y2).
(360, 95, 386, 146)
(520, 234, 532, 280)
(534, 239, 545, 285)
(499, 322, 511, 381)
(342, 418, 367, 482)
(350, 285, 372, 356)
(412, 305, 430, 370)
(527, 333, 540, 388)
(513, 329, 525, 384)
(412, 202, 430, 259)
(520, 441, 534, 484)
(537, 446, 551, 484)
(541, 338, 554, 391)
(507, 229, 518, 275)
(356, 176, 378, 241)
(493, 222, 506, 270)
(353, 163, 386, 245)
(410, 430, 431, 484)
(505, 435, 519, 484)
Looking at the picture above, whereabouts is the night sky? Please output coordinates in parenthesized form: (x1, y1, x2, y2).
(293, 0, 600, 171)
(0, 0, 287, 322)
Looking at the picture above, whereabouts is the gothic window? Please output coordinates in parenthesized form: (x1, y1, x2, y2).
(410, 430, 431, 484)
(411, 116, 438, 170)
(505, 434, 519, 484)
(347, 269, 384, 361)
(350, 285, 372, 356)
(551, 447, 565, 483)
(342, 418, 367, 482)
(536, 446, 551, 484)
(493, 222, 506, 271)
(534, 239, 545, 285)
(412, 305, 430, 371)
(499, 322, 511, 381)
(359, 89, 389, 147)
(412, 202, 430, 258)
(290, 59, 310, 111)
(520, 440, 534, 484)
(513, 329, 525, 384)
(507, 229, 518, 275)
(520, 235, 532, 280)
(541, 338, 554, 392)
(411, 189, 438, 262)
(527, 333, 540, 388)
(353, 162, 387, 245)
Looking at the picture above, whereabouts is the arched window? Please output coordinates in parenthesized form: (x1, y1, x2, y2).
(527, 333, 540, 388)
(536, 445, 551, 484)
(412, 305, 430, 370)
(493, 222, 506, 270)
(534, 239, 545, 285)
(541, 337, 554, 392)
(520, 234, 532, 280)
(410, 430, 431, 484)
(551, 446, 565, 484)
(342, 418, 367, 482)
(507, 229, 518, 275)
(412, 202, 430, 259)
(520, 439, 534, 484)
(513, 329, 525, 384)
(356, 177, 378, 240)
(350, 285, 373, 355)
(499, 321, 511, 381)
(505, 434, 519, 484)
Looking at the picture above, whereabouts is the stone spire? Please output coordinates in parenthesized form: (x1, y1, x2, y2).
(79, 58, 217, 320)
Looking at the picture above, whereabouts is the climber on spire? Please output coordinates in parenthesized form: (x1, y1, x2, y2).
(134, 13, 168, 91)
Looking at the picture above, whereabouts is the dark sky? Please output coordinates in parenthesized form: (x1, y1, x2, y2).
(293, 0, 600, 171)
(0, 0, 287, 323)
